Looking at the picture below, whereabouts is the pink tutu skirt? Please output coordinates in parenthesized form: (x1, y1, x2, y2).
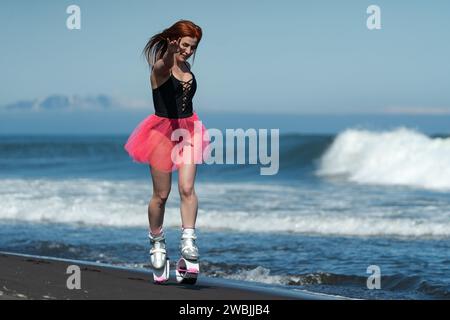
(124, 112, 210, 172)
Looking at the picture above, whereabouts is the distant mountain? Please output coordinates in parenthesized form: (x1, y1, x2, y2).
(1, 94, 149, 111)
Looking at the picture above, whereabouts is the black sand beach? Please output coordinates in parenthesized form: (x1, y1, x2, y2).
(0, 252, 341, 300)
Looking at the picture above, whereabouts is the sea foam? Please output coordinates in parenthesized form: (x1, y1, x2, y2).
(317, 128, 450, 191)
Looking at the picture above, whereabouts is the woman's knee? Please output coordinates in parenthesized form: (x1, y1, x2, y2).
(152, 190, 171, 204)
(179, 185, 195, 199)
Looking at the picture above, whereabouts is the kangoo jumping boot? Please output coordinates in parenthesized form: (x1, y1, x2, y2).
(149, 231, 170, 284)
(176, 228, 200, 284)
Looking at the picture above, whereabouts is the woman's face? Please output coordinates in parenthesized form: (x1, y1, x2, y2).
(177, 36, 198, 61)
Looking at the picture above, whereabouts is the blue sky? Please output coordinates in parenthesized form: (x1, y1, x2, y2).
(1, 0, 450, 133)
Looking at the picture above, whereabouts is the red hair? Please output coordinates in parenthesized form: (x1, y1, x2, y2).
(142, 20, 202, 67)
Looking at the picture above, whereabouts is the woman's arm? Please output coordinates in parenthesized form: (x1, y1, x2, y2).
(153, 37, 180, 77)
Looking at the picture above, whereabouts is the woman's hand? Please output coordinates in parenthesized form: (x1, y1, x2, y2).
(166, 37, 181, 54)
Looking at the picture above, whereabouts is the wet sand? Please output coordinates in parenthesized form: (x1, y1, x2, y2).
(0, 251, 346, 300)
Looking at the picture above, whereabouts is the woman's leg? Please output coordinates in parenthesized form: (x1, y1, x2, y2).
(178, 163, 198, 229)
(148, 166, 172, 235)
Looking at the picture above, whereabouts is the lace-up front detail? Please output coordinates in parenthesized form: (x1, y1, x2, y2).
(178, 77, 194, 112)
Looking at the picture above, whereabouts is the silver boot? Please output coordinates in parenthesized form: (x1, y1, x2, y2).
(149, 232, 167, 269)
(180, 228, 199, 261)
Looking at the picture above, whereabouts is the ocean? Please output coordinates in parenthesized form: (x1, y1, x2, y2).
(0, 127, 449, 299)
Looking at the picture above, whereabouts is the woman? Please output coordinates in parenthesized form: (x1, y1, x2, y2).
(124, 20, 209, 283)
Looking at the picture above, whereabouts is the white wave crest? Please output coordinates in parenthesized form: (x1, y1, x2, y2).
(317, 128, 450, 191)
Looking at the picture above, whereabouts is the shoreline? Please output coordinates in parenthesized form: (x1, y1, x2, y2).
(0, 251, 345, 300)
